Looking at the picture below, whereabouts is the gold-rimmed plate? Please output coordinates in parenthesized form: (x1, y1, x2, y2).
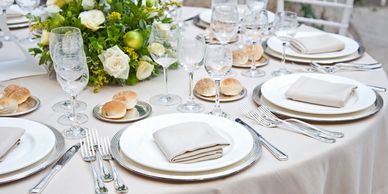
(93, 101, 152, 123)
(194, 87, 247, 102)
(233, 55, 269, 68)
(0, 96, 40, 117)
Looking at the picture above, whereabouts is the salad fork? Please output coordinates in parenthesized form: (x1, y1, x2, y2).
(310, 62, 381, 73)
(80, 138, 108, 194)
(243, 107, 336, 143)
(100, 136, 128, 193)
(87, 129, 113, 182)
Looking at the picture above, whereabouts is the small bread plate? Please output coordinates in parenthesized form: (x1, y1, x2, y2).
(252, 84, 383, 122)
(111, 113, 262, 181)
(194, 87, 247, 102)
(0, 96, 40, 117)
(233, 55, 269, 68)
(93, 101, 152, 123)
(0, 118, 65, 184)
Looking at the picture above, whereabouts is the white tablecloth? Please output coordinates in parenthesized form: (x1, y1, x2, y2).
(0, 7, 388, 194)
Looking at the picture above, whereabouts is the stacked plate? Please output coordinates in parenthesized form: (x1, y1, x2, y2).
(6, 6, 29, 29)
(0, 118, 65, 184)
(252, 73, 383, 122)
(111, 113, 262, 181)
(265, 31, 363, 64)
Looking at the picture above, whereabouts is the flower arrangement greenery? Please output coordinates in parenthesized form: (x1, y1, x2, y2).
(29, 0, 180, 92)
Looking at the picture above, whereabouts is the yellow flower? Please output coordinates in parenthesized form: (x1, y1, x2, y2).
(108, 12, 121, 21)
(124, 47, 139, 61)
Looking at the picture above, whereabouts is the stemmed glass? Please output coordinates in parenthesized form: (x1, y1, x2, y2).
(148, 22, 182, 106)
(241, 9, 268, 77)
(0, 0, 15, 41)
(49, 27, 88, 125)
(211, 4, 239, 48)
(271, 11, 298, 77)
(247, 0, 268, 11)
(52, 40, 89, 139)
(16, 0, 40, 43)
(204, 44, 233, 118)
(177, 33, 206, 113)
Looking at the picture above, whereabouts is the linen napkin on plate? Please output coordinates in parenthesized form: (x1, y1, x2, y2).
(285, 76, 357, 108)
(290, 34, 345, 54)
(153, 122, 230, 164)
(6, 5, 26, 18)
(0, 127, 25, 161)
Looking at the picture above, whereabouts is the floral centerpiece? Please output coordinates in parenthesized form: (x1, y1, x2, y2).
(29, 0, 180, 92)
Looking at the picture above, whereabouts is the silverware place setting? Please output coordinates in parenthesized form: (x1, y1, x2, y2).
(310, 61, 382, 73)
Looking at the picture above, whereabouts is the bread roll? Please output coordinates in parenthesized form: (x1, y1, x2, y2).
(246, 44, 264, 61)
(0, 97, 18, 114)
(6, 87, 30, 104)
(3, 84, 20, 97)
(123, 108, 140, 119)
(112, 91, 138, 109)
(194, 78, 216, 97)
(232, 48, 249, 65)
(101, 101, 126, 119)
(221, 78, 243, 96)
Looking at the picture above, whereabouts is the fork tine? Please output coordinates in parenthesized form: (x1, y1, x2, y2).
(101, 137, 108, 155)
(80, 138, 85, 157)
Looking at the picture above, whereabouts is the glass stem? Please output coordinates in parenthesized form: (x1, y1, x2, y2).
(0, 9, 11, 40)
(188, 72, 194, 102)
(251, 41, 257, 71)
(214, 79, 221, 112)
(163, 67, 169, 95)
(70, 96, 77, 125)
(281, 41, 286, 68)
(27, 13, 33, 40)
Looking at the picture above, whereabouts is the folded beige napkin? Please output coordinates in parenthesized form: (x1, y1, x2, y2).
(290, 34, 345, 54)
(0, 127, 25, 161)
(153, 122, 230, 164)
(6, 5, 26, 18)
(285, 76, 357, 108)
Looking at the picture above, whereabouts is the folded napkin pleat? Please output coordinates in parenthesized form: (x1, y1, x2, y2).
(285, 76, 357, 108)
(153, 122, 230, 164)
(290, 34, 345, 54)
(0, 127, 25, 161)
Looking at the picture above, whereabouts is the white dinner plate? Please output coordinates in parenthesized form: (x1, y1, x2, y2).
(261, 73, 376, 115)
(119, 113, 254, 173)
(6, 16, 28, 25)
(199, 9, 275, 24)
(0, 118, 56, 175)
(267, 32, 359, 59)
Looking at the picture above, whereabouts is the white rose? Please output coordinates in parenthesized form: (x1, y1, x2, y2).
(82, 0, 95, 10)
(98, 45, 130, 79)
(79, 10, 105, 31)
(40, 30, 50, 45)
(136, 61, 154, 80)
(39, 5, 61, 21)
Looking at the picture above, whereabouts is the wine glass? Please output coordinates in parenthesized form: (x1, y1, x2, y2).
(148, 22, 182, 106)
(52, 43, 89, 139)
(204, 44, 232, 118)
(50, 27, 88, 124)
(0, 0, 15, 41)
(271, 11, 298, 77)
(247, 0, 268, 11)
(241, 9, 268, 77)
(211, 4, 239, 46)
(176, 33, 206, 113)
(16, 0, 40, 43)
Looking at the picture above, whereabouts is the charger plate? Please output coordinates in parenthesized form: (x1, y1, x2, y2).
(252, 84, 383, 122)
(111, 126, 262, 181)
(0, 124, 65, 184)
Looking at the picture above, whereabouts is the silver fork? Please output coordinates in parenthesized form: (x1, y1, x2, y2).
(243, 108, 336, 143)
(258, 106, 344, 138)
(80, 138, 108, 194)
(87, 129, 113, 182)
(100, 136, 128, 193)
(310, 62, 381, 73)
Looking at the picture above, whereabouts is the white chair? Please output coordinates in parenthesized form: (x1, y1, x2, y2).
(276, 0, 354, 35)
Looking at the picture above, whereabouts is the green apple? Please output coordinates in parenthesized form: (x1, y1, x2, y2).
(146, 0, 158, 7)
(123, 31, 144, 50)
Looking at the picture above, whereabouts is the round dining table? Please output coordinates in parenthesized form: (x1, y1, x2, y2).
(1, 6, 388, 194)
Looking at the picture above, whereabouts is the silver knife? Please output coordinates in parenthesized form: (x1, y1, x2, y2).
(235, 118, 288, 161)
(29, 143, 81, 194)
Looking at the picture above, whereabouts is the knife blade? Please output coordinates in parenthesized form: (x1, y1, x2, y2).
(29, 143, 81, 194)
(235, 118, 288, 161)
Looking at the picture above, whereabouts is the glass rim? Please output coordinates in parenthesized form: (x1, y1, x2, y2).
(50, 26, 82, 35)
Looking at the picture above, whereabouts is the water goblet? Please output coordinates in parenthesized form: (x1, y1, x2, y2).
(16, 0, 40, 43)
(176, 33, 206, 113)
(241, 9, 268, 77)
(148, 22, 182, 106)
(53, 44, 89, 139)
(271, 11, 298, 77)
(0, 0, 15, 41)
(247, 0, 268, 11)
(204, 44, 233, 118)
